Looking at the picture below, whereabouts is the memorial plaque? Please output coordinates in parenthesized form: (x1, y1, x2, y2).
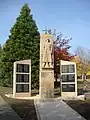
(16, 64, 29, 73)
(62, 74, 75, 82)
(13, 60, 31, 97)
(62, 84, 75, 92)
(62, 65, 68, 73)
(16, 84, 29, 92)
(16, 74, 29, 82)
(62, 65, 75, 73)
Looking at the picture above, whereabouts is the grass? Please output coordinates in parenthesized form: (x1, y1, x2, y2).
(0, 80, 85, 98)
(0, 81, 89, 120)
(0, 86, 12, 94)
(65, 100, 90, 120)
(64, 80, 90, 120)
(77, 80, 84, 95)
(1, 93, 37, 120)
(0, 85, 61, 96)
(0, 86, 61, 120)
(77, 81, 84, 89)
(0, 79, 85, 96)
(0, 87, 37, 120)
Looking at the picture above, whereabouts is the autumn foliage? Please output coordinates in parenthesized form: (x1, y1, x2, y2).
(54, 33, 74, 82)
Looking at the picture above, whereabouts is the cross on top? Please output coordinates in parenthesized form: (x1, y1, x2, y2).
(42, 27, 52, 34)
(42, 27, 48, 34)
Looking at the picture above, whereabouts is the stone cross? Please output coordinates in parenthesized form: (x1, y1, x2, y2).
(42, 28, 49, 34)
(42, 28, 52, 34)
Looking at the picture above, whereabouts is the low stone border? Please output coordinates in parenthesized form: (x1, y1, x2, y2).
(34, 100, 41, 120)
(5, 94, 40, 100)
(5, 93, 85, 101)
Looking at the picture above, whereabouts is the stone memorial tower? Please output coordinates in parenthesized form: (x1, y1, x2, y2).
(39, 31, 54, 98)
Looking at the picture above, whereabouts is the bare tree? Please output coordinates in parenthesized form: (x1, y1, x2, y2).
(75, 46, 90, 77)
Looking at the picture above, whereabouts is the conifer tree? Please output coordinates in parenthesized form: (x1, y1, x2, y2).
(0, 4, 40, 88)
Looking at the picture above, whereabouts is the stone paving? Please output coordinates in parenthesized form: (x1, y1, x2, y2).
(0, 94, 87, 120)
(0, 96, 21, 120)
(34, 99, 86, 120)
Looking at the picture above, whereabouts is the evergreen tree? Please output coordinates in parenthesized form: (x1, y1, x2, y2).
(0, 4, 40, 88)
(0, 44, 1, 57)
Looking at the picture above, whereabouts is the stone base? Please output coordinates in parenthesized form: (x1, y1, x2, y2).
(13, 92, 31, 98)
(5, 94, 40, 100)
(84, 93, 90, 100)
(61, 95, 85, 101)
(40, 69, 54, 98)
(77, 95, 85, 100)
(36, 97, 62, 103)
(61, 92, 77, 100)
(61, 92, 77, 98)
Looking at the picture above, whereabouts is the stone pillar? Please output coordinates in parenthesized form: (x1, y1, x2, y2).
(39, 34, 54, 98)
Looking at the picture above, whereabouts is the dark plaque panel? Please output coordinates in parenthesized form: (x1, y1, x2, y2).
(62, 65, 75, 73)
(69, 65, 75, 73)
(62, 65, 68, 73)
(16, 74, 29, 82)
(16, 64, 29, 73)
(16, 84, 29, 92)
(62, 84, 75, 92)
(62, 74, 75, 82)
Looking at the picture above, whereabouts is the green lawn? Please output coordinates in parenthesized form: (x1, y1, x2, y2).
(0, 86, 12, 94)
(0, 85, 90, 120)
(0, 79, 86, 95)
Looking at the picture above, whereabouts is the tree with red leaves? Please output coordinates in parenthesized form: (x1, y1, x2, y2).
(54, 32, 74, 82)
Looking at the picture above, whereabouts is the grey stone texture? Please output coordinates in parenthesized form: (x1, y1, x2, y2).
(0, 96, 21, 120)
(35, 99, 86, 120)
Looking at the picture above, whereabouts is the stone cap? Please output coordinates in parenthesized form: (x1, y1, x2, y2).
(40, 34, 54, 41)
(14, 59, 31, 64)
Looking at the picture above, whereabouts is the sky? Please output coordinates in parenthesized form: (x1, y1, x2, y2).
(0, 0, 90, 54)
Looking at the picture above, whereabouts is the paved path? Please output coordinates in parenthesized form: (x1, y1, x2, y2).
(35, 99, 86, 120)
(0, 96, 21, 120)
